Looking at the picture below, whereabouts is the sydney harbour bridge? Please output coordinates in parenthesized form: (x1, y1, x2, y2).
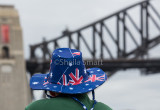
(26, 0, 160, 77)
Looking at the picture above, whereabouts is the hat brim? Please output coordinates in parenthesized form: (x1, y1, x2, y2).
(30, 68, 107, 94)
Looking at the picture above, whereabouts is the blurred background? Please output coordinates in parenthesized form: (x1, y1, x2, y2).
(0, 0, 160, 110)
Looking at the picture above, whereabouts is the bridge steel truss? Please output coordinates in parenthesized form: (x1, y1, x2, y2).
(27, 0, 160, 77)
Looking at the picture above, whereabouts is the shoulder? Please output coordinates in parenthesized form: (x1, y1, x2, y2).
(25, 99, 48, 110)
(25, 97, 77, 110)
(94, 102, 112, 110)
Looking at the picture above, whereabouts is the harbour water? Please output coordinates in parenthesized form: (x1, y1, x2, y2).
(32, 69, 160, 110)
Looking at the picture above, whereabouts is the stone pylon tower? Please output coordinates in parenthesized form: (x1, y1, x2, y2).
(0, 5, 31, 110)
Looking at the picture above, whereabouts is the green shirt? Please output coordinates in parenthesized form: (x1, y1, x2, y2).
(25, 94, 112, 110)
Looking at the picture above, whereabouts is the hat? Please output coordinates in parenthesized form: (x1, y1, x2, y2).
(30, 48, 107, 94)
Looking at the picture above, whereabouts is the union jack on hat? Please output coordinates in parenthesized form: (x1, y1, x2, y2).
(30, 48, 107, 94)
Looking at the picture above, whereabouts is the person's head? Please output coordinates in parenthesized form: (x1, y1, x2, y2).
(30, 48, 107, 99)
(49, 91, 60, 97)
(30, 48, 108, 110)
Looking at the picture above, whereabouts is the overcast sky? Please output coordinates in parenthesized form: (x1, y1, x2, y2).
(0, 0, 160, 58)
(1, 0, 159, 58)
(0, 0, 160, 110)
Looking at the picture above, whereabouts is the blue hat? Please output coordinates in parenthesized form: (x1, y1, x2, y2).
(30, 48, 107, 94)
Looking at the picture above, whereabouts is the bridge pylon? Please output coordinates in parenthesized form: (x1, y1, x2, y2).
(0, 5, 31, 110)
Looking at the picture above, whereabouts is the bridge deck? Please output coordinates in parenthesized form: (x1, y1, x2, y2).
(27, 59, 160, 76)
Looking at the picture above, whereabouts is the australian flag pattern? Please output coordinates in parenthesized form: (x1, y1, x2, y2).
(30, 48, 107, 94)
(69, 68, 83, 85)
(85, 74, 105, 82)
(57, 68, 83, 86)
(57, 68, 105, 86)
(72, 52, 81, 56)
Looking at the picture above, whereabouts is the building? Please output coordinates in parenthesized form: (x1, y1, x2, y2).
(0, 5, 31, 110)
